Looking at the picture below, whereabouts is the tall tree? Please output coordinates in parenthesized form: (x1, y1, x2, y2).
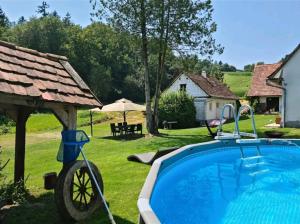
(17, 16, 26, 24)
(36, 1, 50, 17)
(63, 12, 72, 26)
(0, 7, 9, 28)
(91, 0, 223, 134)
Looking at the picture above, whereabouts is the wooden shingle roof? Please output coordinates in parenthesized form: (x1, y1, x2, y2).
(188, 74, 239, 100)
(247, 63, 282, 97)
(0, 41, 102, 107)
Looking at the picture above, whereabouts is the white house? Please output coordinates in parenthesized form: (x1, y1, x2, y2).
(247, 63, 283, 113)
(166, 72, 239, 122)
(267, 44, 300, 127)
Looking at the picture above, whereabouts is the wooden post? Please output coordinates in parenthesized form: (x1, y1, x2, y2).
(123, 111, 126, 122)
(90, 110, 93, 137)
(14, 108, 31, 184)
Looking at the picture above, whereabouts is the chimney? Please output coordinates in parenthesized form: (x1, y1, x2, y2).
(201, 70, 207, 78)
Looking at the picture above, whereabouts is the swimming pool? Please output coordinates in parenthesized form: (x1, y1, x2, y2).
(138, 139, 300, 224)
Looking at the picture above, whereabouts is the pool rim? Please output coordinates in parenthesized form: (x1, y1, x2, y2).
(137, 138, 300, 224)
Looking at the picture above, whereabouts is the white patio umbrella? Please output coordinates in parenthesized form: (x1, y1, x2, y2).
(91, 98, 146, 122)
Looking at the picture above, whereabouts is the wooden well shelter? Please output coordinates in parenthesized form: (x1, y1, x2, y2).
(0, 41, 102, 183)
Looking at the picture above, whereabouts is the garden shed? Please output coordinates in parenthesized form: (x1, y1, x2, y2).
(0, 40, 102, 183)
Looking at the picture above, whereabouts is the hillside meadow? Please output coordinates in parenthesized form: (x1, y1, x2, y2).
(223, 72, 252, 98)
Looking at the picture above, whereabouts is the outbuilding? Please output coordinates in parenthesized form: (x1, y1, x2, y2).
(165, 72, 239, 122)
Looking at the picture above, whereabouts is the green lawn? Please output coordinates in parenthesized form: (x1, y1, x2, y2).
(1, 112, 300, 223)
(223, 72, 252, 98)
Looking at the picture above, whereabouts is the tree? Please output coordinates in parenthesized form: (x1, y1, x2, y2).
(0, 7, 9, 28)
(92, 0, 223, 134)
(37, 1, 50, 17)
(244, 63, 255, 72)
(50, 10, 60, 18)
(63, 12, 72, 26)
(17, 16, 26, 24)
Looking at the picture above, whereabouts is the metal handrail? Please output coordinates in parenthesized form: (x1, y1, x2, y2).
(217, 104, 239, 137)
(237, 105, 257, 138)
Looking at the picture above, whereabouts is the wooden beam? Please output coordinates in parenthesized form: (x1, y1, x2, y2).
(59, 60, 89, 90)
(14, 107, 32, 183)
(50, 105, 77, 130)
(0, 93, 43, 108)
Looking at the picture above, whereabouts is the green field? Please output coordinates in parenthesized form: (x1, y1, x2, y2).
(1, 112, 300, 223)
(223, 72, 252, 98)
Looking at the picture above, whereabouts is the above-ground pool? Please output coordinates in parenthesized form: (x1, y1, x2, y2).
(138, 139, 300, 224)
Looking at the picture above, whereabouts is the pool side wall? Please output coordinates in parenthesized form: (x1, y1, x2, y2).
(137, 140, 223, 224)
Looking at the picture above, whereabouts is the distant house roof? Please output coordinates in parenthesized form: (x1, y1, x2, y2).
(247, 63, 282, 97)
(187, 74, 239, 100)
(0, 41, 102, 107)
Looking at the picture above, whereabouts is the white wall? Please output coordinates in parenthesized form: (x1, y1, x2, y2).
(194, 98, 206, 121)
(167, 74, 208, 97)
(167, 74, 236, 121)
(205, 98, 236, 120)
(281, 48, 300, 127)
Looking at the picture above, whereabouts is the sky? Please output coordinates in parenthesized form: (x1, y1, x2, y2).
(1, 0, 300, 69)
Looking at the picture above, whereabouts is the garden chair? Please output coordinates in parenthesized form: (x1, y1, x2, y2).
(123, 122, 128, 134)
(110, 123, 120, 136)
(117, 123, 124, 135)
(136, 123, 143, 135)
(126, 125, 135, 135)
(205, 119, 226, 139)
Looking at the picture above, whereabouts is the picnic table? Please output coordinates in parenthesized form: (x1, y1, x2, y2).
(110, 123, 142, 136)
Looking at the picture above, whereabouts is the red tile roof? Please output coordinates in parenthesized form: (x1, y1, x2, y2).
(247, 63, 282, 97)
(0, 41, 102, 107)
(188, 74, 239, 100)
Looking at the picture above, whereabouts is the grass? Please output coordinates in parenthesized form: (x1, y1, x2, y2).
(5, 110, 110, 134)
(223, 72, 252, 98)
(1, 112, 300, 223)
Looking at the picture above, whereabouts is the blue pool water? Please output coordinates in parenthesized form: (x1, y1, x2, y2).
(150, 145, 300, 224)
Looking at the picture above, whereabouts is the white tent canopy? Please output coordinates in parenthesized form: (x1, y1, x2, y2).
(91, 98, 146, 122)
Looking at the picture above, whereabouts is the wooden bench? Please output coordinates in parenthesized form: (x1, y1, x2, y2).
(163, 121, 178, 129)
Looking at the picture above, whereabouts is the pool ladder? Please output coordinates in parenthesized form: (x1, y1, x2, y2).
(215, 104, 261, 158)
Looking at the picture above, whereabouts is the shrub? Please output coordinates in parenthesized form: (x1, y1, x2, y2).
(0, 150, 28, 207)
(0, 114, 15, 135)
(158, 91, 196, 129)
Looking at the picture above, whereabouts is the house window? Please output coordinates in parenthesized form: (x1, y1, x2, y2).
(209, 102, 212, 111)
(180, 84, 187, 92)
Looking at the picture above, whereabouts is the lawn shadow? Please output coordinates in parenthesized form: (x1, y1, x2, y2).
(145, 132, 213, 150)
(98, 134, 145, 141)
(1, 192, 62, 224)
(1, 191, 134, 224)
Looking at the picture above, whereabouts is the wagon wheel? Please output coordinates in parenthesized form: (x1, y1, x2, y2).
(55, 160, 104, 221)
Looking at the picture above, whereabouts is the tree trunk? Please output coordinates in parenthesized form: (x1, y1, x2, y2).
(140, 0, 154, 134)
(153, 0, 170, 133)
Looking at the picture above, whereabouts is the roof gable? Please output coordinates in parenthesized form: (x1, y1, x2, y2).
(248, 63, 282, 97)
(187, 74, 239, 100)
(268, 43, 300, 80)
(0, 41, 101, 107)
